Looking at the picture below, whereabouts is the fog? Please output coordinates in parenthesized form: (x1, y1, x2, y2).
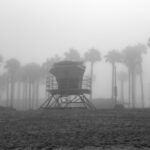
(1, 0, 150, 62)
(0, 0, 150, 108)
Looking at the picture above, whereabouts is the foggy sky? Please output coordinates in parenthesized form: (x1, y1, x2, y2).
(0, 0, 150, 64)
(0, 0, 150, 100)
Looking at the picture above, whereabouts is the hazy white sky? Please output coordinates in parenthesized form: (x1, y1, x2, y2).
(0, 0, 150, 64)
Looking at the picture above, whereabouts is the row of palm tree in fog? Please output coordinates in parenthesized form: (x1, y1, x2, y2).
(105, 44, 147, 108)
(0, 39, 149, 109)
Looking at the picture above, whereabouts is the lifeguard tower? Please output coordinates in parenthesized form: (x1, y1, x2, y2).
(40, 61, 95, 109)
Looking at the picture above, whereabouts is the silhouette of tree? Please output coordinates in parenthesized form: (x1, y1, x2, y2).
(42, 55, 61, 93)
(20, 65, 29, 110)
(0, 55, 3, 104)
(14, 66, 25, 109)
(22, 63, 41, 109)
(42, 55, 61, 76)
(84, 48, 101, 100)
(122, 44, 147, 108)
(135, 65, 145, 107)
(105, 50, 122, 105)
(5, 58, 20, 108)
(64, 48, 81, 61)
(0, 72, 9, 106)
(117, 71, 128, 105)
(30, 63, 41, 108)
(0, 73, 7, 104)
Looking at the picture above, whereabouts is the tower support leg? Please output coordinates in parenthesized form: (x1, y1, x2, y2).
(40, 95, 53, 108)
(79, 94, 96, 110)
(40, 94, 96, 110)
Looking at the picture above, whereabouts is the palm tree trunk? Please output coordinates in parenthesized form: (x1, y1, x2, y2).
(17, 81, 21, 108)
(112, 64, 114, 102)
(131, 71, 135, 108)
(32, 82, 36, 109)
(6, 79, 9, 107)
(36, 81, 39, 108)
(128, 69, 131, 107)
(28, 80, 32, 109)
(134, 74, 137, 107)
(140, 72, 144, 108)
(22, 82, 25, 109)
(114, 65, 117, 106)
(10, 77, 14, 108)
(90, 62, 94, 101)
(120, 80, 124, 105)
(24, 81, 28, 110)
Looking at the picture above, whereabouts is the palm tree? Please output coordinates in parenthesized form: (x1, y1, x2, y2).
(30, 63, 41, 109)
(0, 72, 9, 106)
(0, 55, 3, 104)
(122, 44, 147, 108)
(13, 66, 24, 109)
(42, 55, 61, 90)
(5, 58, 20, 108)
(64, 48, 81, 61)
(20, 65, 29, 110)
(105, 50, 122, 105)
(23, 63, 40, 109)
(135, 65, 145, 107)
(117, 71, 128, 105)
(42, 55, 61, 76)
(84, 48, 101, 101)
(0, 73, 7, 104)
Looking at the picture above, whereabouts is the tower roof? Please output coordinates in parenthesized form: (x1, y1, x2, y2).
(50, 61, 85, 78)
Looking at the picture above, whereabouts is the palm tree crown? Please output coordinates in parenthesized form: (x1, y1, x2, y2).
(122, 43, 147, 108)
(123, 44, 147, 70)
(5, 58, 20, 75)
(105, 50, 122, 106)
(84, 48, 101, 101)
(105, 50, 122, 64)
(64, 48, 81, 61)
(84, 48, 101, 63)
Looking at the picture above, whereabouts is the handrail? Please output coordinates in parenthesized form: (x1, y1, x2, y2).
(46, 74, 91, 91)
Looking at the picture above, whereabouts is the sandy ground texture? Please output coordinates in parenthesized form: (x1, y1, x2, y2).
(54, 146, 150, 150)
(0, 108, 150, 149)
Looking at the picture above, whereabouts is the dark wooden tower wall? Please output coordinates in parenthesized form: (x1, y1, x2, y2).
(50, 61, 85, 90)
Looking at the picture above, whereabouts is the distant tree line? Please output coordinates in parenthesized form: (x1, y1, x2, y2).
(105, 44, 147, 108)
(0, 39, 149, 109)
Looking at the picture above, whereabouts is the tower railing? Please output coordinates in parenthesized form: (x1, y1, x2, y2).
(46, 74, 91, 92)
